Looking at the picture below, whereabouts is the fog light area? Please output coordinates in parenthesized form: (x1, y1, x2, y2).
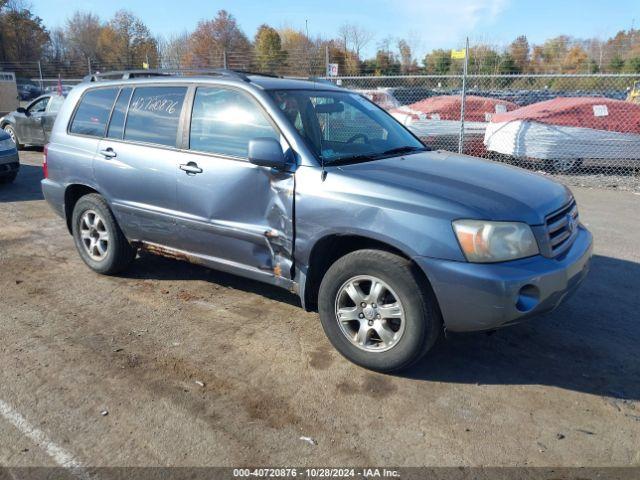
(515, 284, 540, 312)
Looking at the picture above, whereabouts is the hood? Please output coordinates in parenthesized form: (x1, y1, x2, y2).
(333, 150, 571, 225)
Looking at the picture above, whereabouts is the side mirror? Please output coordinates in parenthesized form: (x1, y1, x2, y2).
(16, 107, 27, 114)
(248, 138, 288, 170)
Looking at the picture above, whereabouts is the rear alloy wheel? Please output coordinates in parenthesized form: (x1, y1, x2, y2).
(71, 193, 136, 275)
(79, 209, 110, 261)
(318, 249, 441, 372)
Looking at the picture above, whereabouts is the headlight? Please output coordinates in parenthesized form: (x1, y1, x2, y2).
(453, 220, 539, 263)
(0, 138, 15, 151)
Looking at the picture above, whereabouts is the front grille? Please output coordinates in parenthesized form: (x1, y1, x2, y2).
(545, 199, 579, 256)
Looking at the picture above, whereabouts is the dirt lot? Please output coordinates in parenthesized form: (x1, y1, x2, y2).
(0, 150, 639, 468)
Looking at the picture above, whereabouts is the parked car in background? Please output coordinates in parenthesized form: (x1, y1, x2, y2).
(44, 84, 73, 96)
(390, 95, 519, 156)
(0, 128, 19, 183)
(17, 83, 42, 101)
(484, 97, 640, 172)
(354, 88, 402, 110)
(42, 70, 592, 372)
(1, 93, 66, 148)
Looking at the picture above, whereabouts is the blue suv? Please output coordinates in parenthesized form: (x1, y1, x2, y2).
(41, 70, 592, 371)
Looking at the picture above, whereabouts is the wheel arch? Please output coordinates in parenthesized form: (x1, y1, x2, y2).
(300, 233, 434, 312)
(64, 184, 100, 233)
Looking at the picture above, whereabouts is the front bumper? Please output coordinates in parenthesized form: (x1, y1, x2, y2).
(416, 226, 593, 332)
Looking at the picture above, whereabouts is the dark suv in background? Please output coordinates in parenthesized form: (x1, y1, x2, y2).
(41, 70, 592, 372)
(0, 128, 19, 183)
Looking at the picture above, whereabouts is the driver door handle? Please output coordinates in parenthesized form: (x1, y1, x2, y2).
(179, 162, 203, 174)
(99, 148, 117, 159)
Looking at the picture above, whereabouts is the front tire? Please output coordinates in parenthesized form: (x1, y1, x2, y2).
(318, 249, 441, 372)
(71, 193, 136, 275)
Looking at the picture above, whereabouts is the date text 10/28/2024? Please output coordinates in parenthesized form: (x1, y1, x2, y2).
(233, 468, 400, 478)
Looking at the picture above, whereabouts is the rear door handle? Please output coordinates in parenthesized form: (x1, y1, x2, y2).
(179, 162, 203, 174)
(99, 148, 117, 159)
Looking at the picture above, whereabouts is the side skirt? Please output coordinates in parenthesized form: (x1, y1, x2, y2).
(133, 240, 299, 294)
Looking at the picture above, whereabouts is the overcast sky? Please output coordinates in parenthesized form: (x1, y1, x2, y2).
(32, 0, 640, 58)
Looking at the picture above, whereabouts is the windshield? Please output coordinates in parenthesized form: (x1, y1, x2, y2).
(269, 89, 426, 165)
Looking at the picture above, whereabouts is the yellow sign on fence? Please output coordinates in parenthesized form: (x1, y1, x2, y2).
(451, 49, 466, 60)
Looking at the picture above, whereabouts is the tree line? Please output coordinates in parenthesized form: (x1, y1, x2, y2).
(1, 0, 639, 79)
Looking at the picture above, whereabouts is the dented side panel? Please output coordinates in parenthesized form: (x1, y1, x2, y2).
(174, 153, 295, 280)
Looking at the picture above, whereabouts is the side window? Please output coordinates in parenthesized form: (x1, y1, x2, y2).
(124, 86, 186, 147)
(107, 88, 133, 140)
(47, 95, 65, 114)
(28, 97, 49, 114)
(189, 87, 279, 158)
(69, 88, 118, 137)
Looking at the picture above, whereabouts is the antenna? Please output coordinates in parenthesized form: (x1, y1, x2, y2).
(305, 19, 315, 79)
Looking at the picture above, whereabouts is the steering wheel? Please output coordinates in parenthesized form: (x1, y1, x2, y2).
(346, 133, 370, 144)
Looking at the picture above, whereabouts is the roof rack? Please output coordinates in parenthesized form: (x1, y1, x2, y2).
(82, 68, 255, 83)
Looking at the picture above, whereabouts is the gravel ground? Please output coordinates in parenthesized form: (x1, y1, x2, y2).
(0, 150, 638, 468)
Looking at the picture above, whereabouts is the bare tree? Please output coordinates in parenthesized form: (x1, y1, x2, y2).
(337, 23, 373, 60)
(158, 32, 190, 68)
(397, 38, 417, 73)
(66, 11, 101, 63)
(46, 27, 67, 63)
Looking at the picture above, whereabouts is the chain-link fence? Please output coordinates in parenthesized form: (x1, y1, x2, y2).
(4, 58, 640, 191)
(329, 74, 640, 191)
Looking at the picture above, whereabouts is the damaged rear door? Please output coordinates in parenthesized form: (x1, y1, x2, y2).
(174, 86, 294, 285)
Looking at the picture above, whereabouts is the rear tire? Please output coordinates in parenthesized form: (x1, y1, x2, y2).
(0, 172, 17, 184)
(71, 193, 136, 275)
(318, 249, 441, 372)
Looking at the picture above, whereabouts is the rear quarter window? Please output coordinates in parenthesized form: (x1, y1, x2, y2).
(124, 86, 187, 147)
(69, 88, 119, 137)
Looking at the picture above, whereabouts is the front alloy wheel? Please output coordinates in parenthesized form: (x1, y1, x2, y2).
(318, 249, 442, 372)
(335, 275, 406, 352)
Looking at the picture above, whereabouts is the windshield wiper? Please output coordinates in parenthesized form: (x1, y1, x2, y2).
(325, 153, 381, 166)
(379, 145, 427, 156)
(324, 146, 427, 166)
